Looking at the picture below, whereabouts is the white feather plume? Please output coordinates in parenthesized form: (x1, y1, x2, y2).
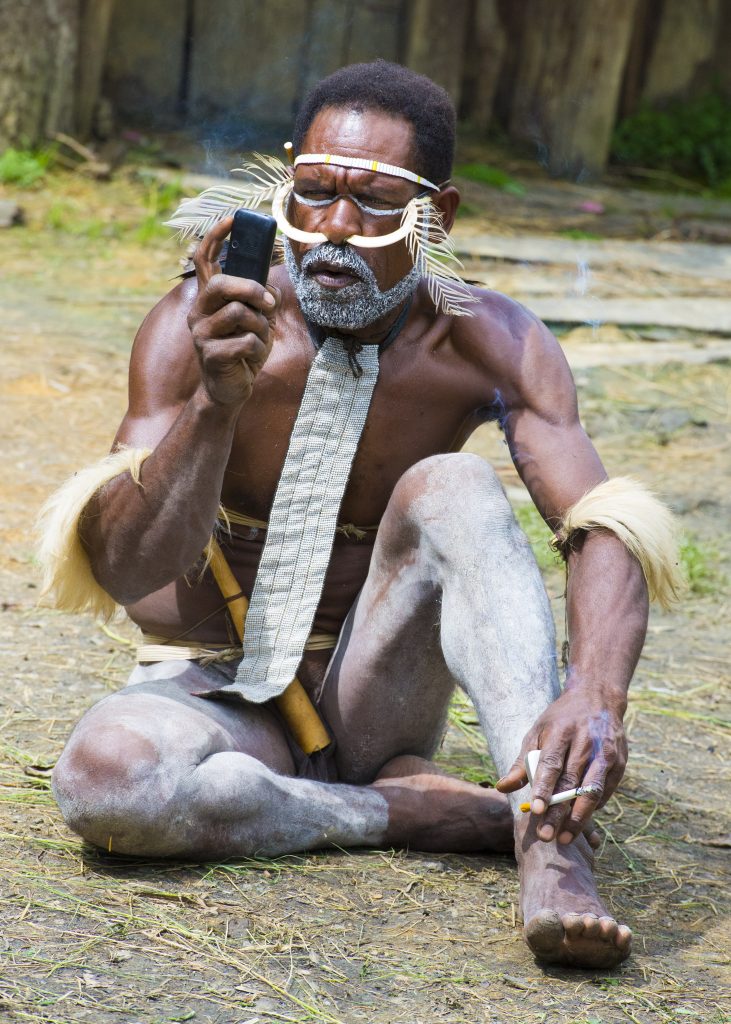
(405, 198, 478, 317)
(164, 153, 291, 240)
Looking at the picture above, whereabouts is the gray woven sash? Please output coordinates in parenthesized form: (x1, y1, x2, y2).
(224, 338, 380, 703)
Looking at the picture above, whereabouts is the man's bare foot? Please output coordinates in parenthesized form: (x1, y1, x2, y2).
(371, 755, 514, 853)
(517, 816, 632, 969)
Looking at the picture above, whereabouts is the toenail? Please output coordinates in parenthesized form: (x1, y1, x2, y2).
(538, 825, 554, 840)
(558, 831, 573, 844)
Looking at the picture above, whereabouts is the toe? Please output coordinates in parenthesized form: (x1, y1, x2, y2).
(525, 909, 565, 958)
(582, 913, 601, 938)
(563, 912, 584, 938)
(598, 916, 618, 941)
(617, 924, 633, 951)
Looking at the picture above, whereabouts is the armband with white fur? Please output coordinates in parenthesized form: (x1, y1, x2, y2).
(37, 447, 152, 621)
(551, 476, 682, 609)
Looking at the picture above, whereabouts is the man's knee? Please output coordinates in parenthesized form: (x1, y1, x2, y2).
(390, 453, 515, 542)
(52, 715, 178, 854)
(52, 699, 275, 858)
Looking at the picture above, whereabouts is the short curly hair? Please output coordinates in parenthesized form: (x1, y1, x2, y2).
(293, 60, 456, 187)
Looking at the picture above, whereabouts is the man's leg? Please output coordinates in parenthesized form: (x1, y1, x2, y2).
(321, 453, 631, 968)
(52, 660, 388, 859)
(51, 658, 510, 860)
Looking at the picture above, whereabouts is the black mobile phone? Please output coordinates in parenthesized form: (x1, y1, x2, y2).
(223, 208, 277, 286)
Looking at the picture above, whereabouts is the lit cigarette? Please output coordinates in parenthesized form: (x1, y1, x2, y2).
(519, 748, 600, 812)
(519, 785, 600, 813)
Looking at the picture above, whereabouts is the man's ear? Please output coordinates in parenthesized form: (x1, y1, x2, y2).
(431, 185, 460, 233)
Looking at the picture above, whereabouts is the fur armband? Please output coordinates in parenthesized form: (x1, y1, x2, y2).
(37, 447, 152, 621)
(551, 476, 682, 610)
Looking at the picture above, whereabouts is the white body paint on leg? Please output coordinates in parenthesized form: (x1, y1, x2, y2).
(321, 454, 558, 806)
(53, 454, 556, 857)
(423, 457, 560, 783)
(52, 682, 388, 859)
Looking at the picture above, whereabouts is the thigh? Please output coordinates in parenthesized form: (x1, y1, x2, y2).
(319, 527, 455, 784)
(67, 659, 296, 776)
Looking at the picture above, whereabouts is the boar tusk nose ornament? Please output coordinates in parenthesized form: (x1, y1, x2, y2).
(270, 178, 421, 249)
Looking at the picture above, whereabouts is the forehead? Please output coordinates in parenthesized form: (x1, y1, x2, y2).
(300, 107, 416, 176)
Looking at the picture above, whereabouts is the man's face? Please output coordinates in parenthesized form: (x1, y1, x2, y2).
(285, 107, 424, 331)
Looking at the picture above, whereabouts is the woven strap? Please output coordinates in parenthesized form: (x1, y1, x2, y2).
(223, 339, 379, 703)
(217, 505, 379, 539)
(137, 632, 338, 665)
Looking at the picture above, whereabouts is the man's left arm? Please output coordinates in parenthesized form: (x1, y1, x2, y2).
(488, 312, 652, 844)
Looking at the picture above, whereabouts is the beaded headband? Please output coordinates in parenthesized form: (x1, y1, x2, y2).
(294, 153, 439, 192)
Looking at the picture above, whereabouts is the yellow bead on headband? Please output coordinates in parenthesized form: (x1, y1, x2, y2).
(294, 153, 440, 192)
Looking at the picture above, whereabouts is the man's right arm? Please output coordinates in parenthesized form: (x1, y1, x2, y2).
(80, 218, 277, 605)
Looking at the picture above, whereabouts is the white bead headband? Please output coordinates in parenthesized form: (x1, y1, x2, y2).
(293, 153, 439, 192)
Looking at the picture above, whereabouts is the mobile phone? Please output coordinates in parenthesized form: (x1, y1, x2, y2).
(223, 208, 277, 286)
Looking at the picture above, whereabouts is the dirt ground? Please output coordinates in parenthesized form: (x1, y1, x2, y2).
(0, 164, 729, 1024)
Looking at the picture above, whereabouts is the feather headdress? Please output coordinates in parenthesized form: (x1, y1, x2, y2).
(164, 153, 292, 239)
(165, 152, 477, 317)
(407, 198, 477, 317)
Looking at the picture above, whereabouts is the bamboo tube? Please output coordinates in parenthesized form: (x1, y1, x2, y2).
(205, 537, 331, 754)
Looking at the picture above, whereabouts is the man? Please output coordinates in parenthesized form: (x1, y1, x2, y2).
(43, 61, 678, 969)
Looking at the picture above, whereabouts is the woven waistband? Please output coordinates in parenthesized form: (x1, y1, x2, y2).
(137, 631, 338, 665)
(218, 506, 379, 542)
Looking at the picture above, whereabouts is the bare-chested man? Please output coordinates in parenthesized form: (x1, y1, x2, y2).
(46, 61, 674, 969)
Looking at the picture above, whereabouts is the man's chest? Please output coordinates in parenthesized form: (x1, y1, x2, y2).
(220, 338, 495, 522)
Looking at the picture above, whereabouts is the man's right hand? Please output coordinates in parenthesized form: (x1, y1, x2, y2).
(187, 216, 279, 407)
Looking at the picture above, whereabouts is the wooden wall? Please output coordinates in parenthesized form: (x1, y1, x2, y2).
(99, 0, 730, 175)
(104, 0, 404, 134)
(104, 0, 188, 125)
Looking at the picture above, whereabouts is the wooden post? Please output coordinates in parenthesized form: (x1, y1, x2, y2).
(405, 0, 471, 107)
(460, 0, 507, 132)
(642, 0, 721, 104)
(508, 0, 640, 177)
(0, 0, 80, 150)
(75, 0, 117, 139)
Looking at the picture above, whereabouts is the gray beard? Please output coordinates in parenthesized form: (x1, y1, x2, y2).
(283, 238, 422, 331)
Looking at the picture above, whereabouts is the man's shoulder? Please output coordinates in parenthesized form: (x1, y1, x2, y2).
(445, 284, 576, 421)
(451, 285, 565, 370)
(136, 276, 197, 347)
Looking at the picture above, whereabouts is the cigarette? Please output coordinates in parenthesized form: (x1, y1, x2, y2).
(519, 784, 600, 813)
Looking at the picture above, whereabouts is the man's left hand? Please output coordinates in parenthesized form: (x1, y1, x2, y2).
(496, 688, 628, 844)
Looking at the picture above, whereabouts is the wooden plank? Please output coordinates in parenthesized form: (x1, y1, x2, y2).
(561, 337, 731, 369)
(491, 295, 731, 333)
(452, 230, 731, 282)
(76, 0, 116, 139)
(345, 1, 402, 65)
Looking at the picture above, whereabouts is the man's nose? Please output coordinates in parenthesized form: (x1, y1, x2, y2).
(321, 197, 363, 245)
